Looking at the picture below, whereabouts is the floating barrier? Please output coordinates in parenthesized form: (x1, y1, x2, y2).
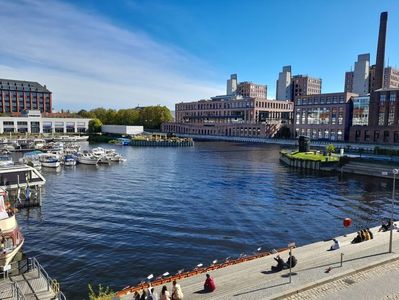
(115, 247, 292, 298)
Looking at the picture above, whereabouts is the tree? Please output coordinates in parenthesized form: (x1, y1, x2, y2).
(326, 144, 336, 156)
(89, 118, 103, 133)
(88, 284, 115, 300)
(275, 126, 291, 139)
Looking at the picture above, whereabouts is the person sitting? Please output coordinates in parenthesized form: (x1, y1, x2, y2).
(379, 220, 392, 232)
(203, 273, 216, 292)
(361, 229, 370, 241)
(172, 280, 184, 300)
(271, 255, 286, 272)
(367, 228, 373, 239)
(351, 232, 362, 244)
(329, 239, 340, 250)
(133, 291, 141, 300)
(160, 285, 171, 300)
(286, 254, 297, 268)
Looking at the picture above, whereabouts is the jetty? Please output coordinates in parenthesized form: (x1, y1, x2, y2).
(0, 257, 65, 300)
(117, 224, 399, 299)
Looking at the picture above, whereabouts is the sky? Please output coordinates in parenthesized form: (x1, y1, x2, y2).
(0, 0, 398, 111)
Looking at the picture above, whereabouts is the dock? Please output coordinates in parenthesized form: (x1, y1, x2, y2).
(0, 257, 65, 300)
(117, 224, 399, 299)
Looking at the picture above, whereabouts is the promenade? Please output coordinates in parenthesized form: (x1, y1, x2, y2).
(120, 225, 399, 299)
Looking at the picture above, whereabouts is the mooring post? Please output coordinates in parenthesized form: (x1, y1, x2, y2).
(340, 253, 344, 267)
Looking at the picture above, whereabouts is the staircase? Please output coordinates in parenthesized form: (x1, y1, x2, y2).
(0, 257, 65, 300)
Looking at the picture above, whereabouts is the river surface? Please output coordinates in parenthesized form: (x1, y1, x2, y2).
(15, 142, 397, 299)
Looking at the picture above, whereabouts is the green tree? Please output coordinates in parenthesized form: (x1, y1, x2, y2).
(326, 144, 336, 156)
(89, 118, 103, 133)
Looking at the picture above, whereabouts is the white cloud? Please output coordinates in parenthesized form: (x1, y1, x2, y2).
(0, 0, 224, 110)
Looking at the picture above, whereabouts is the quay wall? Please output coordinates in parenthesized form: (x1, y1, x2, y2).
(279, 153, 338, 171)
(130, 140, 193, 147)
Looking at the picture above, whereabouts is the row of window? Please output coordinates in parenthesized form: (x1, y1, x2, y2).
(295, 107, 344, 125)
(295, 128, 344, 140)
(296, 96, 345, 105)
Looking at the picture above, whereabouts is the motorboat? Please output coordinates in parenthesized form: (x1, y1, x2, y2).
(19, 151, 42, 170)
(91, 147, 111, 164)
(0, 155, 13, 167)
(77, 152, 99, 165)
(38, 153, 61, 168)
(75, 135, 89, 142)
(33, 139, 46, 150)
(63, 155, 77, 166)
(0, 189, 24, 268)
(115, 138, 131, 146)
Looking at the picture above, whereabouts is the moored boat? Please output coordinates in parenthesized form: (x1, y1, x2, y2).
(38, 153, 61, 168)
(0, 155, 13, 167)
(0, 190, 24, 268)
(77, 152, 99, 165)
(63, 155, 77, 166)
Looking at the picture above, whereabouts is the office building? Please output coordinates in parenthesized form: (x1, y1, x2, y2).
(293, 92, 357, 141)
(276, 66, 322, 100)
(162, 75, 293, 138)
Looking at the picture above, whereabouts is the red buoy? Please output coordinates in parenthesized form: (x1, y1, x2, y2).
(343, 218, 352, 228)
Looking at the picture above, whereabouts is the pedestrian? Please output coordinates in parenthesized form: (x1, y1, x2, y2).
(271, 255, 286, 272)
(160, 285, 171, 300)
(203, 273, 216, 292)
(147, 286, 158, 300)
(140, 289, 147, 300)
(172, 280, 184, 300)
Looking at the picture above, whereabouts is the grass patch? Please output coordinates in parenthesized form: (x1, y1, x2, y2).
(283, 151, 339, 162)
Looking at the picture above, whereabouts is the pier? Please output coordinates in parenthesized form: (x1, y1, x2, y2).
(0, 257, 65, 300)
(117, 225, 399, 299)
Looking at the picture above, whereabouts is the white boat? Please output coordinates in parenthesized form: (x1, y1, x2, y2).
(0, 155, 13, 167)
(19, 151, 42, 170)
(91, 147, 112, 164)
(77, 153, 99, 165)
(63, 155, 77, 166)
(38, 153, 61, 168)
(75, 135, 89, 142)
(0, 190, 24, 268)
(33, 139, 46, 150)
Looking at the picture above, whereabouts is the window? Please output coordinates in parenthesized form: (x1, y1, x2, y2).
(380, 94, 386, 102)
(390, 93, 396, 102)
(384, 130, 390, 143)
(379, 112, 385, 126)
(374, 131, 380, 142)
(338, 107, 344, 125)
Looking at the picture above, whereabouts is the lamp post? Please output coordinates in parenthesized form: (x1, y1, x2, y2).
(389, 169, 399, 253)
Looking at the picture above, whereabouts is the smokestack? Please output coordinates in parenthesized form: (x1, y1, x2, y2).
(374, 11, 388, 91)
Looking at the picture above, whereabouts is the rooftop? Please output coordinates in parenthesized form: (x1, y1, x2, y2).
(0, 78, 51, 93)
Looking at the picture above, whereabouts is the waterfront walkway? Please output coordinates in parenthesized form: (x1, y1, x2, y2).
(120, 225, 399, 300)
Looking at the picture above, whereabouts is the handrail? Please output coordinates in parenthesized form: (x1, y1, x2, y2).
(29, 257, 66, 300)
(11, 281, 26, 300)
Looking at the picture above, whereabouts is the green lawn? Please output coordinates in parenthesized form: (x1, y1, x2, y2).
(284, 151, 339, 162)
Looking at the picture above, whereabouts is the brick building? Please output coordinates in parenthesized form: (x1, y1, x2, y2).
(0, 79, 52, 114)
(294, 92, 357, 141)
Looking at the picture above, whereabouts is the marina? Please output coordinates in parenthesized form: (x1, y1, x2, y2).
(7, 141, 398, 299)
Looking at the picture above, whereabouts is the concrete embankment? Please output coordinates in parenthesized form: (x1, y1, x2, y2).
(340, 161, 399, 178)
(119, 224, 399, 300)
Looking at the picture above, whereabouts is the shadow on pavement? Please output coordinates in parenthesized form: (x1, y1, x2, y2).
(233, 282, 289, 297)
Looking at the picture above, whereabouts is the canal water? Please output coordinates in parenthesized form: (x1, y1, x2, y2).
(15, 142, 396, 299)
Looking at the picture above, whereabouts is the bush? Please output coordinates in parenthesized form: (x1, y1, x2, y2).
(88, 284, 115, 300)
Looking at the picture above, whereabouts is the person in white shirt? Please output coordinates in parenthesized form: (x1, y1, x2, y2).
(330, 238, 340, 250)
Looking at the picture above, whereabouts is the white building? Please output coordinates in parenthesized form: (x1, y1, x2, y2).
(101, 125, 144, 135)
(0, 110, 91, 134)
(276, 66, 292, 100)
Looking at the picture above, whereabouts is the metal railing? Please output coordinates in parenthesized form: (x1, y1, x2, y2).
(29, 257, 66, 300)
(11, 281, 26, 300)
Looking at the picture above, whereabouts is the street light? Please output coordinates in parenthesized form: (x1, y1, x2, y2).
(390, 169, 399, 253)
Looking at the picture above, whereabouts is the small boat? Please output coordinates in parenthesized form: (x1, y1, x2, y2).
(38, 153, 61, 168)
(0, 155, 13, 167)
(77, 153, 99, 165)
(75, 135, 89, 142)
(63, 155, 77, 166)
(33, 139, 46, 150)
(0, 190, 24, 268)
(20, 151, 42, 170)
(116, 138, 131, 146)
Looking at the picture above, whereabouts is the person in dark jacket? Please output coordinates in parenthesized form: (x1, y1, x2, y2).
(271, 255, 286, 271)
(204, 274, 216, 292)
(286, 254, 298, 268)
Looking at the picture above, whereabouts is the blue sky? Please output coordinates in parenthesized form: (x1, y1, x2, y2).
(0, 0, 398, 110)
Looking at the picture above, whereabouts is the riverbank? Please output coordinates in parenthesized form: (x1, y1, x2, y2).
(118, 224, 399, 299)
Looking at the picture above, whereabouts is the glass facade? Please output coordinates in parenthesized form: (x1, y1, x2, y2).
(352, 96, 369, 126)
